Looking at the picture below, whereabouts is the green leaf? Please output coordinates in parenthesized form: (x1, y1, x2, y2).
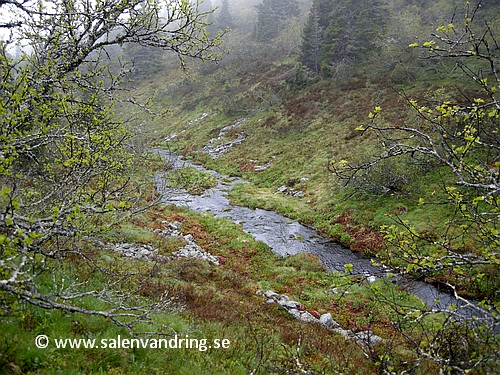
(344, 263, 353, 274)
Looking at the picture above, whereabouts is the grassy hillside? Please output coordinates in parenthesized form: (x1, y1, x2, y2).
(136, 23, 498, 299)
(2, 1, 498, 374)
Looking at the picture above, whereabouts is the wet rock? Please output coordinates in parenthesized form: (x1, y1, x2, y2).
(319, 313, 340, 329)
(277, 185, 288, 193)
(299, 311, 318, 323)
(354, 331, 383, 347)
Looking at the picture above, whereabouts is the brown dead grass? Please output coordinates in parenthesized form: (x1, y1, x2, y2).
(334, 212, 385, 255)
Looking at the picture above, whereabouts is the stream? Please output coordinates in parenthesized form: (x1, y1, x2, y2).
(153, 149, 483, 318)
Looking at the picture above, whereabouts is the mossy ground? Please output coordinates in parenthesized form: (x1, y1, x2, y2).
(1, 204, 437, 374)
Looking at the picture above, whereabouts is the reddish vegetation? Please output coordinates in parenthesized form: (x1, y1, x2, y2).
(309, 310, 321, 319)
(285, 97, 315, 120)
(334, 212, 385, 255)
(239, 162, 255, 172)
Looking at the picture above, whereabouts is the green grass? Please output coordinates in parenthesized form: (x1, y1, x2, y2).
(143, 64, 500, 305)
(2, 204, 458, 374)
(4, 20, 498, 373)
(164, 166, 217, 195)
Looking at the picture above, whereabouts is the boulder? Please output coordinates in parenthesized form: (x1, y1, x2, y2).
(288, 309, 302, 320)
(184, 234, 195, 243)
(277, 185, 288, 193)
(299, 311, 318, 323)
(319, 313, 340, 329)
(263, 291, 281, 300)
(354, 331, 383, 347)
(278, 300, 303, 310)
(278, 295, 290, 302)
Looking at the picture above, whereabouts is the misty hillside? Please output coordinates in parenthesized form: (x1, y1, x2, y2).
(1, 0, 498, 374)
(142, 0, 499, 282)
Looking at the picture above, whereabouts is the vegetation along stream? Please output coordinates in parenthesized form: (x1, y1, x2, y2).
(154, 149, 485, 320)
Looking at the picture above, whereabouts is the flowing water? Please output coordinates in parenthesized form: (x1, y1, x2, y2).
(153, 149, 484, 317)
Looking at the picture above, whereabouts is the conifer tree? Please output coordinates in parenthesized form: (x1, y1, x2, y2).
(253, 0, 300, 41)
(218, 0, 234, 29)
(299, 1, 324, 73)
(299, 0, 387, 77)
(321, 0, 387, 75)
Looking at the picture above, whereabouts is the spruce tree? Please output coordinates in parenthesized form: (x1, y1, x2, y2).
(299, 1, 324, 73)
(323, 0, 387, 75)
(254, 0, 300, 42)
(300, 0, 387, 77)
(218, 0, 234, 29)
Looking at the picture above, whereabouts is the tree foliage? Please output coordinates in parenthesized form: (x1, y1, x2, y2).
(0, 0, 224, 325)
(298, 0, 324, 74)
(299, 0, 387, 77)
(253, 0, 300, 42)
(331, 4, 500, 373)
(331, 3, 499, 371)
(217, 0, 234, 30)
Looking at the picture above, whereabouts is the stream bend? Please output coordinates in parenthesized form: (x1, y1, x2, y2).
(153, 149, 487, 319)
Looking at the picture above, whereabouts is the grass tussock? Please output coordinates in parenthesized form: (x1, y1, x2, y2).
(3, 203, 464, 374)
